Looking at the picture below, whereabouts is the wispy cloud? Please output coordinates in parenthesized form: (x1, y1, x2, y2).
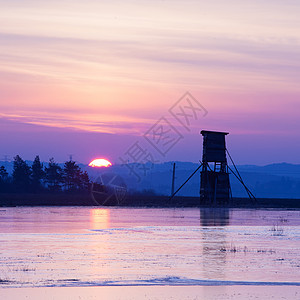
(0, 111, 155, 135)
(1, 0, 300, 91)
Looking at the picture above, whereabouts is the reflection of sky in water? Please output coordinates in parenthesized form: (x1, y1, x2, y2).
(0, 207, 299, 287)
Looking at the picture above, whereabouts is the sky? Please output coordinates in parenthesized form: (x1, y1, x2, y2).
(0, 0, 300, 165)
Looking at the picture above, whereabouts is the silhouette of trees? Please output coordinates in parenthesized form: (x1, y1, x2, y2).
(0, 155, 91, 195)
(63, 160, 81, 191)
(63, 160, 90, 192)
(12, 155, 31, 192)
(80, 171, 90, 191)
(32, 155, 45, 192)
(0, 166, 10, 192)
(0, 166, 8, 181)
(45, 158, 63, 191)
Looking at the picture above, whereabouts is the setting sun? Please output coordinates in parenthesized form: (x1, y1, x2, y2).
(89, 158, 112, 168)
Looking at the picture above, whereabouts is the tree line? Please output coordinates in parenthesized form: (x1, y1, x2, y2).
(0, 155, 90, 193)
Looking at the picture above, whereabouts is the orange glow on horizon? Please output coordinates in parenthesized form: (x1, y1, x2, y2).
(89, 158, 112, 168)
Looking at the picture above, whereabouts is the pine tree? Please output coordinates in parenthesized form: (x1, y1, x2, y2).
(31, 155, 45, 192)
(0, 166, 10, 192)
(0, 166, 8, 181)
(80, 171, 90, 191)
(45, 158, 62, 191)
(63, 160, 82, 191)
(12, 155, 31, 192)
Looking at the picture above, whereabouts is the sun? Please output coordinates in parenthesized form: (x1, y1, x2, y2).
(89, 158, 112, 168)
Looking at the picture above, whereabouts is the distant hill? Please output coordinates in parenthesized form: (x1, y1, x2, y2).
(1, 160, 300, 199)
(84, 161, 300, 199)
(236, 163, 300, 178)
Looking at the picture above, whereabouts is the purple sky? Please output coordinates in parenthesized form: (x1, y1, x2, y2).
(0, 0, 300, 165)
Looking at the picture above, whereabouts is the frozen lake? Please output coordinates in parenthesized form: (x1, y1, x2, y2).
(0, 207, 299, 288)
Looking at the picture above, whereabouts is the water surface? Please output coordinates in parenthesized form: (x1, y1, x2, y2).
(0, 207, 299, 288)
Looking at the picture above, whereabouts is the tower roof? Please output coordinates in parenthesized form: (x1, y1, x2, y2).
(201, 130, 229, 136)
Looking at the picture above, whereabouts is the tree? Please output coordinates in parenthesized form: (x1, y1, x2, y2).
(0, 166, 8, 181)
(0, 166, 10, 192)
(31, 155, 45, 192)
(62, 160, 82, 191)
(62, 161, 91, 192)
(45, 158, 62, 191)
(80, 171, 90, 191)
(12, 155, 31, 192)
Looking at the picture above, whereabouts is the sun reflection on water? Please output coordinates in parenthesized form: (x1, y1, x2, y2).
(90, 208, 110, 230)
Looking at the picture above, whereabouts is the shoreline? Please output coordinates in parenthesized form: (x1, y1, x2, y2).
(0, 193, 299, 209)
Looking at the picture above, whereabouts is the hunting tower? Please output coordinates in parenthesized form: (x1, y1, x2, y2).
(200, 130, 231, 205)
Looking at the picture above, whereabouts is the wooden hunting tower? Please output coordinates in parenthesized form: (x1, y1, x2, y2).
(200, 130, 231, 205)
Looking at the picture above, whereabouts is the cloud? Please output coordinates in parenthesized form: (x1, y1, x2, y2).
(0, 111, 156, 135)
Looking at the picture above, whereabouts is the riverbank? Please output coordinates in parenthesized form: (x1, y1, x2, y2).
(0, 193, 299, 208)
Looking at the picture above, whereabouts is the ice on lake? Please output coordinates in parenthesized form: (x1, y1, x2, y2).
(0, 207, 299, 288)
